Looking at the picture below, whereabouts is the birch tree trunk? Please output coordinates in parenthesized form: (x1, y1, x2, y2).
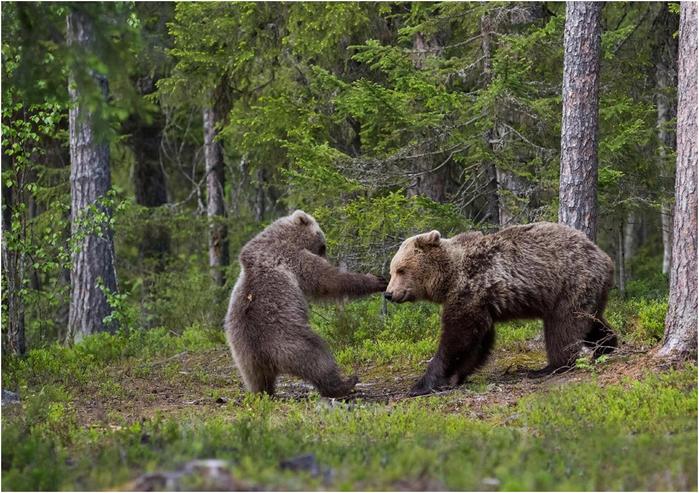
(659, 2, 698, 359)
(558, 2, 603, 241)
(203, 102, 229, 287)
(66, 9, 118, 343)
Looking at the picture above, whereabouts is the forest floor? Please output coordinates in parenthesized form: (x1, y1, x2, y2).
(68, 340, 667, 427)
(2, 320, 697, 491)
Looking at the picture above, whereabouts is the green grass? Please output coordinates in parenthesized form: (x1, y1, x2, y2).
(2, 296, 696, 491)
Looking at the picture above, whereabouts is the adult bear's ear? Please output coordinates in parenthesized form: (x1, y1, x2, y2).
(415, 230, 441, 249)
(291, 209, 311, 226)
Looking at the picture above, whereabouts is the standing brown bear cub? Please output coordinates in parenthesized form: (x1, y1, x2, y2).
(385, 222, 618, 396)
(225, 210, 387, 397)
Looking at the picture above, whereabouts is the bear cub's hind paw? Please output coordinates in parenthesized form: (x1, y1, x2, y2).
(319, 375, 359, 398)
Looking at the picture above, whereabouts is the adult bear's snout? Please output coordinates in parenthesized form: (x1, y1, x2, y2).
(383, 291, 393, 301)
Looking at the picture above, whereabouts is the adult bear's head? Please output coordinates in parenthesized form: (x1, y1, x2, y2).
(385, 230, 450, 303)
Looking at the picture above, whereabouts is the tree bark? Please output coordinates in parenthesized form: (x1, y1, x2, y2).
(203, 102, 229, 287)
(660, 2, 697, 360)
(661, 204, 673, 274)
(623, 210, 641, 263)
(618, 221, 626, 298)
(66, 10, 118, 344)
(480, 14, 501, 226)
(558, 2, 603, 241)
(1, 166, 26, 355)
(655, 4, 679, 275)
(254, 167, 267, 222)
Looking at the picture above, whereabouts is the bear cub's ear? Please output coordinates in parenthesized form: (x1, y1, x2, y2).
(291, 210, 311, 226)
(415, 230, 441, 249)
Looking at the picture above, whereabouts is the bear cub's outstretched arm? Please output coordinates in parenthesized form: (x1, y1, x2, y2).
(297, 250, 387, 300)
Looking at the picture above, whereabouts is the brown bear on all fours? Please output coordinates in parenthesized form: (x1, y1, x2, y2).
(225, 210, 387, 397)
(384, 222, 618, 396)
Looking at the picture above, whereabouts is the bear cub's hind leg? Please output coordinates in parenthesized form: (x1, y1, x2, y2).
(240, 362, 277, 395)
(280, 330, 358, 398)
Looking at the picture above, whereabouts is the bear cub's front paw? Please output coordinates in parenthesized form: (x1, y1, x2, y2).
(369, 274, 389, 292)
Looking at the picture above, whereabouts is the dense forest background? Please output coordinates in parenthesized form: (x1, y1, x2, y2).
(1, 1, 692, 350)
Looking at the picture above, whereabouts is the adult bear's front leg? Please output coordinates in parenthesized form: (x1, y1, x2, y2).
(408, 301, 492, 396)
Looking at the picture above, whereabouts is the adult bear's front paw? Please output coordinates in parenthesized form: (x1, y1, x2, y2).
(407, 375, 442, 397)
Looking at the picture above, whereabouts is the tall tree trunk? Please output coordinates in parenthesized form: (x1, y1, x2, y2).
(130, 77, 170, 269)
(66, 10, 118, 343)
(661, 204, 673, 274)
(660, 2, 697, 359)
(558, 2, 603, 241)
(203, 103, 229, 287)
(480, 14, 501, 226)
(1, 168, 26, 355)
(655, 4, 679, 275)
(617, 221, 626, 298)
(623, 210, 641, 263)
(254, 167, 267, 222)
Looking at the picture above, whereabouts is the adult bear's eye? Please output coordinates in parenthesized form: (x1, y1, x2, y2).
(396, 268, 406, 275)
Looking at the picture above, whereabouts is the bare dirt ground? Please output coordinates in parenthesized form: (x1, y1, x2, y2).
(72, 342, 670, 428)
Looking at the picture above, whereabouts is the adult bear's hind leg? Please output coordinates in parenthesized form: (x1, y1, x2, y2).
(584, 317, 618, 359)
(530, 311, 587, 377)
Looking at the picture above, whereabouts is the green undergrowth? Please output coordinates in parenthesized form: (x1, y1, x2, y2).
(3, 324, 225, 391)
(3, 295, 695, 491)
(2, 364, 696, 491)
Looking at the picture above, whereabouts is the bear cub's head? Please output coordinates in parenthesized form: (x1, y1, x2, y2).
(286, 210, 327, 258)
(385, 230, 447, 303)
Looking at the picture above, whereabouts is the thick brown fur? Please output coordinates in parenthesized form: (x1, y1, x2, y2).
(385, 222, 617, 396)
(225, 210, 387, 397)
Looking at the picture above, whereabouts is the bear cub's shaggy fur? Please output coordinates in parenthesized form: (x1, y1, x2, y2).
(385, 222, 617, 396)
(225, 210, 387, 397)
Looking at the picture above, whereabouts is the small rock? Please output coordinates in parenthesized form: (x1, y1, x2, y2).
(215, 396, 229, 404)
(279, 453, 321, 476)
(2, 389, 19, 406)
(482, 477, 501, 487)
(130, 459, 251, 491)
(133, 471, 181, 491)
